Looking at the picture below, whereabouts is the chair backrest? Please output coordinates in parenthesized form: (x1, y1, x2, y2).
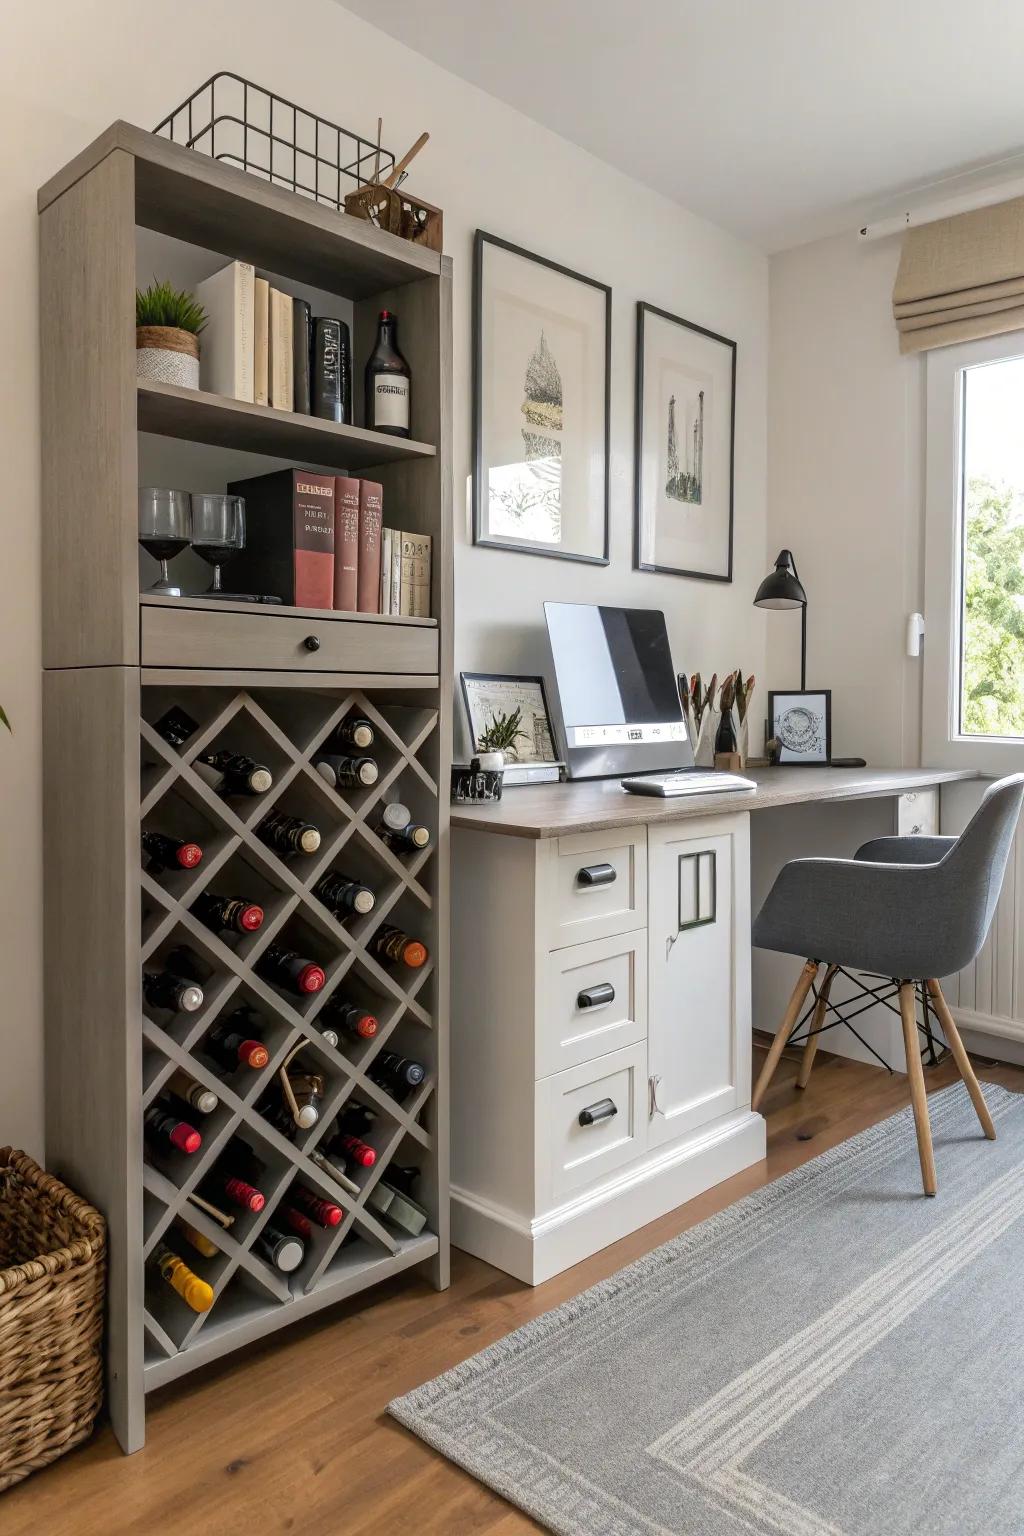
(942, 774, 1024, 965)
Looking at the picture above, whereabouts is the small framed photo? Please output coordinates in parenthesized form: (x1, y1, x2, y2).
(473, 231, 610, 564)
(460, 673, 558, 764)
(634, 301, 736, 582)
(768, 690, 832, 765)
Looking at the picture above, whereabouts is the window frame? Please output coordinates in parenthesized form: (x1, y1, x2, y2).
(924, 332, 1024, 769)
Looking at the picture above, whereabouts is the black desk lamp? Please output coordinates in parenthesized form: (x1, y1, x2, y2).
(754, 549, 807, 689)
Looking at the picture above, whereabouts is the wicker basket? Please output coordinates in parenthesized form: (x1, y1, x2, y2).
(0, 1149, 105, 1491)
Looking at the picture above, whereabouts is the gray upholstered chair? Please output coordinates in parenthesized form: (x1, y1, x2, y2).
(751, 773, 1024, 1195)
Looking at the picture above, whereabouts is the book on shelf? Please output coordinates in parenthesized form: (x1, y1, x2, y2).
(356, 481, 383, 614)
(227, 468, 335, 609)
(253, 277, 269, 407)
(269, 288, 294, 412)
(400, 533, 432, 618)
(194, 260, 255, 402)
(380, 527, 393, 615)
(293, 299, 312, 415)
(333, 477, 360, 613)
(389, 533, 401, 616)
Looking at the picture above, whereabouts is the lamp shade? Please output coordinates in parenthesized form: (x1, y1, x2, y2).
(753, 549, 806, 610)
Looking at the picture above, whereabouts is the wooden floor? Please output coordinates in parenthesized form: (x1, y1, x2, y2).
(5, 1038, 1023, 1536)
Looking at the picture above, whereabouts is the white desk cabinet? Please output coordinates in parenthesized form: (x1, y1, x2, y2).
(451, 811, 764, 1283)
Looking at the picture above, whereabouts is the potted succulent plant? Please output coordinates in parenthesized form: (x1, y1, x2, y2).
(475, 706, 529, 772)
(135, 280, 207, 390)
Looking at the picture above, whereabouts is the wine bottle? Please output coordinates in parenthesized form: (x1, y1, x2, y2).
(312, 751, 378, 790)
(194, 750, 273, 797)
(311, 316, 352, 424)
(143, 968, 203, 1014)
(316, 1023, 340, 1049)
(337, 1102, 375, 1136)
(213, 1174, 265, 1213)
(333, 716, 375, 750)
(335, 1132, 375, 1168)
(313, 871, 375, 919)
(144, 1105, 201, 1156)
(281, 1068, 325, 1130)
(205, 1016, 270, 1071)
(289, 1186, 343, 1227)
(370, 925, 428, 969)
(193, 892, 265, 935)
(155, 705, 199, 749)
(386, 1165, 421, 1199)
(153, 1243, 214, 1313)
(256, 810, 321, 856)
(166, 1070, 219, 1114)
(370, 1049, 426, 1101)
(321, 1000, 378, 1041)
(376, 803, 430, 854)
(256, 944, 326, 996)
(142, 831, 203, 872)
(255, 1223, 305, 1274)
(174, 1218, 218, 1259)
(365, 310, 411, 436)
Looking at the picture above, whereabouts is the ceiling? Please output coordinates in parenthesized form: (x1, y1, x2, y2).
(339, 0, 1024, 251)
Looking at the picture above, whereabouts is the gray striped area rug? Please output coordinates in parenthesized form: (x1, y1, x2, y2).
(390, 1084, 1024, 1535)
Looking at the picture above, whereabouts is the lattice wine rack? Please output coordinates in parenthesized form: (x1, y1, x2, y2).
(139, 687, 441, 1368)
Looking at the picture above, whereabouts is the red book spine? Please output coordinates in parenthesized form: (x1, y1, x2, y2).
(356, 480, 383, 613)
(292, 472, 335, 610)
(333, 477, 361, 613)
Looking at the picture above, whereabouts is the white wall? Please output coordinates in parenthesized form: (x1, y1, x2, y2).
(1, 0, 769, 1154)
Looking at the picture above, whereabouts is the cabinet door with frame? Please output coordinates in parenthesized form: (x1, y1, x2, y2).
(646, 813, 751, 1150)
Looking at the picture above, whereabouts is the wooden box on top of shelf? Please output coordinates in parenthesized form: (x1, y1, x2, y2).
(38, 121, 452, 1454)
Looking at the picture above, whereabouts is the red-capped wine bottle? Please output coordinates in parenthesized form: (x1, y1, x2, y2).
(370, 925, 428, 969)
(336, 1132, 375, 1168)
(255, 1223, 304, 1273)
(370, 1050, 426, 1101)
(333, 717, 375, 750)
(193, 891, 265, 935)
(144, 1104, 201, 1155)
(256, 944, 326, 996)
(142, 831, 203, 872)
(312, 751, 379, 790)
(205, 1017, 270, 1071)
(143, 968, 204, 1014)
(194, 750, 273, 797)
(322, 1000, 378, 1041)
(365, 310, 411, 437)
(313, 871, 375, 919)
(376, 803, 430, 854)
(256, 811, 321, 856)
(213, 1174, 264, 1213)
(289, 1186, 343, 1227)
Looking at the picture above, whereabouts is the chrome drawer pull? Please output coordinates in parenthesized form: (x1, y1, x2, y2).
(578, 1097, 617, 1127)
(577, 982, 615, 1010)
(577, 862, 616, 888)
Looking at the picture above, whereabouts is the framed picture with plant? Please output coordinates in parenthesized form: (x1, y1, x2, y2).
(460, 673, 558, 765)
(135, 279, 207, 391)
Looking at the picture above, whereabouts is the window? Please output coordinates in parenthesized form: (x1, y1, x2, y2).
(924, 335, 1024, 767)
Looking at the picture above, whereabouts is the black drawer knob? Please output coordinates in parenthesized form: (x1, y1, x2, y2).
(303, 635, 321, 652)
(577, 862, 616, 888)
(578, 1098, 617, 1127)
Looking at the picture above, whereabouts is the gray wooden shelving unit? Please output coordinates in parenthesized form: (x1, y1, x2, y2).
(38, 122, 452, 1453)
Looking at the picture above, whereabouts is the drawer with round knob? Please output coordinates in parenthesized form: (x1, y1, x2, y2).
(141, 599, 439, 675)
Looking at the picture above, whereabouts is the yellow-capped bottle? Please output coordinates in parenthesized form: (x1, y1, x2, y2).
(154, 1242, 214, 1313)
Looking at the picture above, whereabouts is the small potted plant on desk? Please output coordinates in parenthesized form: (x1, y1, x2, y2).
(475, 706, 529, 774)
(135, 280, 207, 390)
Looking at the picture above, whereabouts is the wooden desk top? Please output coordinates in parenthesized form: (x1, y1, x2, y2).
(449, 766, 981, 839)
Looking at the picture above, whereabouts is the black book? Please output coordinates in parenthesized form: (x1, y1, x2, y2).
(311, 317, 352, 424)
(292, 299, 312, 415)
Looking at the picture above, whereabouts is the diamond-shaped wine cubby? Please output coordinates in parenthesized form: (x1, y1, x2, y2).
(138, 684, 444, 1386)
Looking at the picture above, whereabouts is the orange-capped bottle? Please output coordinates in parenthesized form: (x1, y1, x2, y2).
(370, 925, 427, 970)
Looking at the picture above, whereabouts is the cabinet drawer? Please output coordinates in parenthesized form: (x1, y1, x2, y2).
(539, 827, 647, 949)
(538, 932, 646, 1078)
(537, 1042, 647, 1207)
(140, 603, 439, 675)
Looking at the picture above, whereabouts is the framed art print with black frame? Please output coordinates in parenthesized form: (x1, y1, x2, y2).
(768, 689, 832, 765)
(473, 231, 610, 564)
(634, 301, 736, 582)
(460, 673, 559, 765)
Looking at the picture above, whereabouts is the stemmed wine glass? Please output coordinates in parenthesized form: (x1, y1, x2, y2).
(138, 487, 191, 596)
(190, 493, 245, 597)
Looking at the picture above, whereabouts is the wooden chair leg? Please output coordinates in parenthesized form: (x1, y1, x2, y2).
(899, 981, 937, 1196)
(797, 963, 838, 1089)
(927, 980, 996, 1140)
(752, 960, 819, 1113)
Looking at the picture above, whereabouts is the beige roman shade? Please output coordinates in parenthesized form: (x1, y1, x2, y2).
(893, 196, 1024, 353)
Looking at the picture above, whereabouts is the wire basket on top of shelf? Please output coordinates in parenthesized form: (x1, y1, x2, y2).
(153, 73, 397, 214)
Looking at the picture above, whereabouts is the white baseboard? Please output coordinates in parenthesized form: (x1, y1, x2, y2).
(953, 1006, 1024, 1066)
(451, 1109, 766, 1285)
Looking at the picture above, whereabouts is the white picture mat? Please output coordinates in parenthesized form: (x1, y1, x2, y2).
(771, 692, 829, 763)
(638, 309, 733, 577)
(479, 242, 606, 557)
(463, 676, 557, 764)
